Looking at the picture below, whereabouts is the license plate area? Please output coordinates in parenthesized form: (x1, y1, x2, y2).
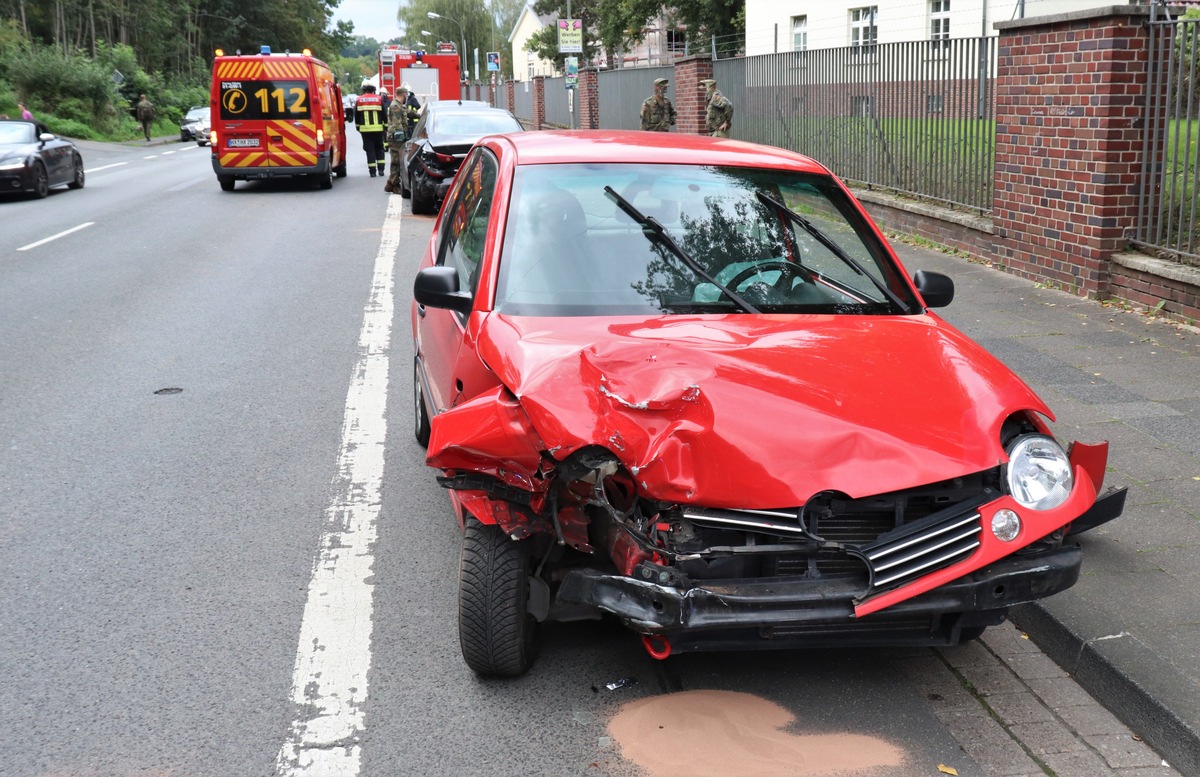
(227, 138, 260, 148)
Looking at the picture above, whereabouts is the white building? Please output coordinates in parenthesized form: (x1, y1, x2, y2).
(744, 0, 1139, 55)
(507, 8, 683, 81)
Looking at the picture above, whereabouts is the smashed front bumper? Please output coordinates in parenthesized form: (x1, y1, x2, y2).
(558, 544, 1081, 648)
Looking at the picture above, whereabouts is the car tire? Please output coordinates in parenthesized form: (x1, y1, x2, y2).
(458, 518, 539, 677)
(398, 169, 411, 199)
(414, 360, 431, 447)
(218, 176, 235, 192)
(411, 176, 435, 215)
(318, 168, 334, 190)
(31, 162, 49, 199)
(67, 154, 85, 189)
(334, 160, 347, 178)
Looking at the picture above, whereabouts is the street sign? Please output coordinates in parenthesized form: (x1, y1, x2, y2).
(558, 19, 582, 54)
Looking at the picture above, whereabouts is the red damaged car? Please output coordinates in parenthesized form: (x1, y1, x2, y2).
(412, 130, 1125, 677)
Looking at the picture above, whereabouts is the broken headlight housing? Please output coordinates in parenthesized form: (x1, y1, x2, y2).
(1004, 435, 1073, 510)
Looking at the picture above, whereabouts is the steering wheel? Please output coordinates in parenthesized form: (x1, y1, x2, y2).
(721, 261, 807, 299)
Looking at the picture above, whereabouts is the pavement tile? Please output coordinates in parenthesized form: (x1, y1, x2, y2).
(999, 652, 1071, 680)
(1026, 676, 1104, 710)
(940, 640, 996, 669)
(938, 708, 1043, 776)
(1091, 734, 1169, 769)
(956, 663, 1037, 697)
(1008, 720, 1088, 755)
(979, 622, 1042, 657)
(1115, 766, 1183, 777)
(984, 691, 1057, 725)
(1054, 700, 1141, 736)
(1039, 748, 1118, 777)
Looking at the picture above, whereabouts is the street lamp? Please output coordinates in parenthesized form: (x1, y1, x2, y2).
(427, 10, 466, 78)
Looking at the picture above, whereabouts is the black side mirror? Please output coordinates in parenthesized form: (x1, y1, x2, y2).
(414, 266, 473, 314)
(913, 270, 954, 308)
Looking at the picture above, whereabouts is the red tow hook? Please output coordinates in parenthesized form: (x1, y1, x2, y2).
(641, 633, 672, 660)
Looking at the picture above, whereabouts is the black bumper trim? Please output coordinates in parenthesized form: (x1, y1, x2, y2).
(556, 544, 1081, 633)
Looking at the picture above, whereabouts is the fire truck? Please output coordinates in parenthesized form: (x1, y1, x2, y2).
(378, 43, 462, 105)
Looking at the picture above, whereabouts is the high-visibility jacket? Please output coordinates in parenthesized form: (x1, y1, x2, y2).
(355, 93, 384, 133)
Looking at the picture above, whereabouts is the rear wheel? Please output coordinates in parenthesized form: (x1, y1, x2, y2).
(31, 162, 49, 198)
(458, 519, 539, 677)
(67, 154, 85, 189)
(413, 360, 431, 447)
(318, 168, 334, 190)
(218, 176, 235, 192)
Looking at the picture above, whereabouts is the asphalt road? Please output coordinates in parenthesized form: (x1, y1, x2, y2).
(0, 134, 1175, 777)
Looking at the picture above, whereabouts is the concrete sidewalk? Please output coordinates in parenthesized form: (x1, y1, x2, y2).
(890, 239, 1200, 776)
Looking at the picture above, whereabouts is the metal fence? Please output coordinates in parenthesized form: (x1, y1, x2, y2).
(542, 76, 573, 127)
(726, 38, 996, 213)
(1134, 10, 1200, 267)
(598, 65, 674, 130)
(512, 80, 534, 125)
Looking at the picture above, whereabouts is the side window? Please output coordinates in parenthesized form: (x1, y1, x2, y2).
(436, 149, 498, 298)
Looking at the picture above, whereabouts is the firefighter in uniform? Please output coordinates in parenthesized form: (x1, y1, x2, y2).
(384, 86, 419, 194)
(640, 78, 676, 132)
(702, 79, 734, 138)
(354, 82, 386, 177)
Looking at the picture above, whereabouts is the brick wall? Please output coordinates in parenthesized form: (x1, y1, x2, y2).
(533, 76, 546, 130)
(672, 57, 712, 135)
(578, 68, 599, 129)
(993, 8, 1156, 299)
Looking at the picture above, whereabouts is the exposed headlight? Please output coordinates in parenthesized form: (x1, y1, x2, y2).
(1005, 434, 1073, 510)
(991, 509, 1022, 542)
(0, 161, 25, 171)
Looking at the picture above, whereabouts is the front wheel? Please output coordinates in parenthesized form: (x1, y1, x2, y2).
(67, 154, 85, 189)
(411, 175, 435, 215)
(31, 162, 49, 198)
(458, 519, 539, 677)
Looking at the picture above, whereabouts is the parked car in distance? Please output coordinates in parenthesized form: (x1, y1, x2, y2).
(180, 106, 209, 142)
(0, 119, 85, 198)
(343, 94, 357, 122)
(397, 101, 521, 215)
(411, 130, 1126, 677)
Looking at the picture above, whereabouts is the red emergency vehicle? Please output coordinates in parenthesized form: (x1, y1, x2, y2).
(378, 44, 462, 105)
(209, 46, 348, 191)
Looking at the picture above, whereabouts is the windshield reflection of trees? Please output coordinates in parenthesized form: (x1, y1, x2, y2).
(630, 191, 787, 305)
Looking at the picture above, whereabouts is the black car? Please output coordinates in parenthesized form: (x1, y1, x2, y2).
(0, 119, 85, 199)
(397, 102, 522, 215)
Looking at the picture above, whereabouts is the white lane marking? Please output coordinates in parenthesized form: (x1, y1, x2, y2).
(84, 162, 128, 173)
(143, 155, 158, 159)
(17, 222, 95, 251)
(167, 178, 206, 192)
(276, 196, 403, 776)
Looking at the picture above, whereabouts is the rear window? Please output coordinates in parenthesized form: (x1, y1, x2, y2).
(218, 79, 310, 121)
(430, 112, 521, 136)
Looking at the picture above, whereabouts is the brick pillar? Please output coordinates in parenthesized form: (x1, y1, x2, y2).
(992, 8, 1160, 298)
(578, 68, 599, 129)
(506, 79, 515, 114)
(672, 56, 713, 135)
(533, 75, 546, 130)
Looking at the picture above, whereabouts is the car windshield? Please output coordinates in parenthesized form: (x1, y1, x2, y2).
(431, 112, 520, 136)
(494, 163, 919, 316)
(0, 122, 35, 143)
(185, 108, 207, 122)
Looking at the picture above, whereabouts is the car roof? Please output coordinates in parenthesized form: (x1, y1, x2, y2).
(488, 130, 832, 174)
(427, 99, 492, 110)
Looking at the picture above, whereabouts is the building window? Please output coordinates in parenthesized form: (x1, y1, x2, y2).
(850, 7, 878, 51)
(927, 94, 944, 113)
(851, 95, 874, 117)
(527, 53, 535, 80)
(666, 29, 686, 54)
(930, 0, 950, 51)
(792, 16, 808, 51)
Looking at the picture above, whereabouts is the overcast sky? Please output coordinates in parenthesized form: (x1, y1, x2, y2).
(332, 0, 403, 43)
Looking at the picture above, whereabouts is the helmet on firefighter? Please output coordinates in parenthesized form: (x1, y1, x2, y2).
(380, 87, 389, 96)
(361, 81, 376, 93)
(402, 82, 413, 92)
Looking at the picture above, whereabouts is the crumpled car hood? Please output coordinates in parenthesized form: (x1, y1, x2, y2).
(428, 314, 1050, 508)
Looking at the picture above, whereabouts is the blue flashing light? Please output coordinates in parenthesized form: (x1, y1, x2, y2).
(260, 45, 271, 55)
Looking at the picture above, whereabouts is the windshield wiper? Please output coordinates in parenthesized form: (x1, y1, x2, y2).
(756, 191, 912, 313)
(604, 186, 760, 314)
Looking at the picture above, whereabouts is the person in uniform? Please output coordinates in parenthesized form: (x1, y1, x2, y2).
(639, 78, 676, 132)
(135, 94, 156, 141)
(701, 79, 733, 138)
(384, 86, 420, 194)
(354, 83, 386, 177)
